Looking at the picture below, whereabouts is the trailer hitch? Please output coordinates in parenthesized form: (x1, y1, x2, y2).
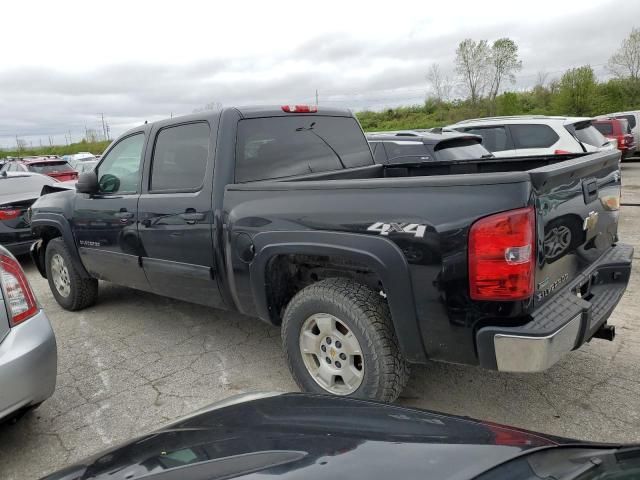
(592, 324, 615, 342)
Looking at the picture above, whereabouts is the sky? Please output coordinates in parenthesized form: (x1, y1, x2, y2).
(1, 0, 638, 148)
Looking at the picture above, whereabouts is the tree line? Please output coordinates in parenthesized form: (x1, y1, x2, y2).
(358, 28, 640, 132)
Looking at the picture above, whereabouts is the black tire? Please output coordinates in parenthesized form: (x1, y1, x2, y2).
(281, 278, 409, 402)
(45, 238, 98, 311)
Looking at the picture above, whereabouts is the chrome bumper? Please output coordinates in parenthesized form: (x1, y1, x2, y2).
(493, 315, 581, 372)
(0, 310, 57, 419)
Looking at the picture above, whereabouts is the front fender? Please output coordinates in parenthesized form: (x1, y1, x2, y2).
(30, 212, 91, 279)
(250, 231, 427, 363)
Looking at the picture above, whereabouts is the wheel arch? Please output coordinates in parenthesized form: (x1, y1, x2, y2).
(249, 231, 427, 363)
(30, 213, 91, 279)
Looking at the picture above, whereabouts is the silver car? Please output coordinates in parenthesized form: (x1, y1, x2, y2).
(0, 246, 57, 421)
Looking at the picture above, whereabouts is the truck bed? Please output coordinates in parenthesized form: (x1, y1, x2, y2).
(225, 149, 623, 366)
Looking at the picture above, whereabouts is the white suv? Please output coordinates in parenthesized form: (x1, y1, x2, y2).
(447, 116, 616, 157)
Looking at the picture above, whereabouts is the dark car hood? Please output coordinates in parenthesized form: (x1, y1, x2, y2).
(42, 393, 562, 480)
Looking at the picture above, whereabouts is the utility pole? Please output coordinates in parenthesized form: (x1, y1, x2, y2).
(315, 89, 319, 107)
(99, 113, 107, 141)
(68, 131, 73, 145)
(106, 123, 111, 140)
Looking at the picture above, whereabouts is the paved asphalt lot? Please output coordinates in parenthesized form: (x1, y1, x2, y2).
(2, 163, 640, 479)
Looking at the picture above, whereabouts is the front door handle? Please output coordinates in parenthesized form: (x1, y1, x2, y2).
(179, 210, 205, 224)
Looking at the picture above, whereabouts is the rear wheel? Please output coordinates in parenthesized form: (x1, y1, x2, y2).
(281, 278, 409, 402)
(45, 238, 98, 311)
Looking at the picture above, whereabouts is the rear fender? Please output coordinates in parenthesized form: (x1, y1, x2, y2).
(249, 231, 427, 363)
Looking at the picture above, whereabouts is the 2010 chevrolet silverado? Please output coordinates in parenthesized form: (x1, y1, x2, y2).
(29, 105, 633, 402)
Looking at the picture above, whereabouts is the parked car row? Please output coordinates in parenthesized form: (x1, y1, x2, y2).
(447, 115, 618, 157)
(364, 114, 639, 163)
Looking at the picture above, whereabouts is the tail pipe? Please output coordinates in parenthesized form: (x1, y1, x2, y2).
(592, 324, 615, 342)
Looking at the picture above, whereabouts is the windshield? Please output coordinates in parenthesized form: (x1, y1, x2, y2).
(475, 446, 640, 480)
(78, 160, 99, 173)
(235, 116, 373, 182)
(27, 161, 74, 173)
(0, 175, 54, 194)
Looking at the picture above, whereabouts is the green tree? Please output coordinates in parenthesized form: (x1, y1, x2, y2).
(608, 28, 640, 105)
(455, 39, 490, 104)
(555, 66, 597, 116)
(488, 38, 522, 108)
(496, 92, 521, 115)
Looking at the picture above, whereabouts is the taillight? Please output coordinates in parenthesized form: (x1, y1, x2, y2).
(0, 254, 38, 326)
(281, 105, 318, 113)
(469, 207, 535, 301)
(0, 208, 21, 220)
(554, 149, 571, 155)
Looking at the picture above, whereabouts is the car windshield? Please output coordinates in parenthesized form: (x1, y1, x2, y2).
(77, 160, 98, 173)
(476, 446, 640, 480)
(0, 175, 54, 194)
(27, 161, 74, 173)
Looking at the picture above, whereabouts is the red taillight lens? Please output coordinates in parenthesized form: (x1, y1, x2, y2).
(0, 208, 21, 220)
(0, 254, 38, 326)
(469, 207, 535, 301)
(554, 149, 571, 155)
(281, 105, 318, 113)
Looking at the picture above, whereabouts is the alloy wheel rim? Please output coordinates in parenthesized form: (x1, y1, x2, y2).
(299, 313, 364, 395)
(51, 254, 71, 298)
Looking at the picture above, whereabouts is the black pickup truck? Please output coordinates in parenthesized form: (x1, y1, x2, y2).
(29, 105, 632, 402)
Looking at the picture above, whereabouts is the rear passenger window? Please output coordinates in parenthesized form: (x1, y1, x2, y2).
(510, 124, 560, 149)
(151, 122, 209, 192)
(461, 126, 513, 152)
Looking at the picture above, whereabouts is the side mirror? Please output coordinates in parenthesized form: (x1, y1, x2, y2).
(76, 171, 99, 194)
(98, 174, 120, 193)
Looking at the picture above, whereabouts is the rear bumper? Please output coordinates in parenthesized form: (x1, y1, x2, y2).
(477, 243, 633, 372)
(0, 310, 57, 420)
(0, 226, 37, 256)
(3, 239, 36, 256)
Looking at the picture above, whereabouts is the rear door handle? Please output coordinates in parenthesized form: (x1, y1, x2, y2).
(179, 211, 205, 224)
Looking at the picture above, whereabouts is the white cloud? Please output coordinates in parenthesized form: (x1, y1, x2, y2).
(0, 0, 636, 147)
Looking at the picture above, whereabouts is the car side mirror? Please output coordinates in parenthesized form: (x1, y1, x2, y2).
(76, 171, 99, 194)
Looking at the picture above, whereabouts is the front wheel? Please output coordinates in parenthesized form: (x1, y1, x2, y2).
(281, 278, 409, 402)
(45, 238, 98, 311)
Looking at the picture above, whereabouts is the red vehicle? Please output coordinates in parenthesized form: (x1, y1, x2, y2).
(592, 117, 636, 160)
(0, 156, 78, 181)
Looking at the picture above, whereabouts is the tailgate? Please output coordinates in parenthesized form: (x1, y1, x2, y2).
(529, 150, 621, 306)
